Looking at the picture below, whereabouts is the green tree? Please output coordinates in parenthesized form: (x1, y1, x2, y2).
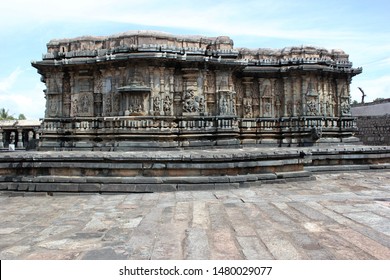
(18, 114, 26, 120)
(0, 108, 15, 120)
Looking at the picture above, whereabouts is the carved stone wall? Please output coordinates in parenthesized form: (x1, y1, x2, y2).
(32, 31, 362, 149)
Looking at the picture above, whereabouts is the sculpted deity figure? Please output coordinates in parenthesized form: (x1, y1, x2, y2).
(244, 100, 252, 118)
(153, 96, 161, 112)
(163, 96, 172, 115)
(80, 95, 90, 113)
(72, 99, 78, 116)
(307, 100, 318, 116)
(264, 102, 272, 117)
(183, 90, 196, 113)
(341, 100, 351, 115)
(220, 98, 228, 115)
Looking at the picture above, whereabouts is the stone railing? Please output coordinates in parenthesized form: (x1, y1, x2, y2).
(39, 115, 358, 150)
(43, 116, 240, 132)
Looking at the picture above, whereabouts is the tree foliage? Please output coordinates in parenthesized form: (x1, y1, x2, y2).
(0, 108, 26, 120)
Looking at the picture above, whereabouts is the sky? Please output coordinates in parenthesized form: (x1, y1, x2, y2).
(0, 0, 389, 119)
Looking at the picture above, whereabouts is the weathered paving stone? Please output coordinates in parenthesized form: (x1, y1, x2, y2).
(81, 247, 124, 260)
(343, 212, 390, 235)
(236, 236, 274, 259)
(184, 228, 210, 259)
(1, 170, 390, 260)
(256, 228, 307, 259)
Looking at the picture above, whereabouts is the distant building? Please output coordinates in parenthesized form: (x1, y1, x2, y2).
(352, 98, 390, 145)
(0, 120, 41, 150)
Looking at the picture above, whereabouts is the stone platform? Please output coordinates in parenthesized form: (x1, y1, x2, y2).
(0, 145, 389, 193)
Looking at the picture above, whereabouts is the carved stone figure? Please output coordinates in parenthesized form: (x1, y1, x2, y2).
(287, 101, 293, 116)
(265, 102, 272, 116)
(341, 100, 351, 115)
(307, 100, 318, 116)
(163, 96, 172, 115)
(49, 98, 58, 116)
(183, 90, 203, 113)
(220, 98, 228, 115)
(154, 96, 161, 112)
(71, 99, 78, 116)
(80, 94, 91, 113)
(244, 100, 252, 118)
(311, 126, 322, 141)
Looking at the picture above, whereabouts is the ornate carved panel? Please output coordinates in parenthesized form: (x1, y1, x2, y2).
(218, 90, 236, 116)
(78, 92, 94, 116)
(47, 94, 61, 117)
(182, 90, 205, 114)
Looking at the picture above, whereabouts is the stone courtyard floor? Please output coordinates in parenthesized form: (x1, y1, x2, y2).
(0, 170, 389, 260)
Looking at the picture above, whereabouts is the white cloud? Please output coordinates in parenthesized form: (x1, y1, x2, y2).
(0, 68, 23, 92)
(351, 75, 390, 103)
(0, 68, 45, 119)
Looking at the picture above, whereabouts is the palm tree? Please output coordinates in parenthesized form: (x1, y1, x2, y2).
(0, 108, 15, 120)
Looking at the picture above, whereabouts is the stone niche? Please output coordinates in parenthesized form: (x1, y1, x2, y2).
(32, 31, 362, 150)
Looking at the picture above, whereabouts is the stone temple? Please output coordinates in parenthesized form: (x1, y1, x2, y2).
(32, 31, 362, 150)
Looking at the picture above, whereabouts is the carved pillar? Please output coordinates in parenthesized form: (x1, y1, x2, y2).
(17, 129, 23, 148)
(162, 68, 174, 116)
(62, 72, 71, 117)
(159, 67, 165, 93)
(338, 78, 351, 117)
(94, 70, 103, 117)
(242, 77, 253, 118)
(149, 67, 156, 115)
(169, 68, 175, 93)
(291, 76, 299, 116)
(258, 79, 263, 117)
(301, 75, 306, 116)
(0, 129, 3, 148)
(204, 70, 215, 116)
(283, 77, 289, 117)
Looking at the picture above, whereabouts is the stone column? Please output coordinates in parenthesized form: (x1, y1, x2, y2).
(159, 67, 165, 94)
(291, 76, 298, 116)
(283, 77, 289, 117)
(149, 67, 155, 115)
(0, 129, 3, 148)
(17, 129, 23, 148)
(242, 77, 253, 118)
(301, 76, 306, 116)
